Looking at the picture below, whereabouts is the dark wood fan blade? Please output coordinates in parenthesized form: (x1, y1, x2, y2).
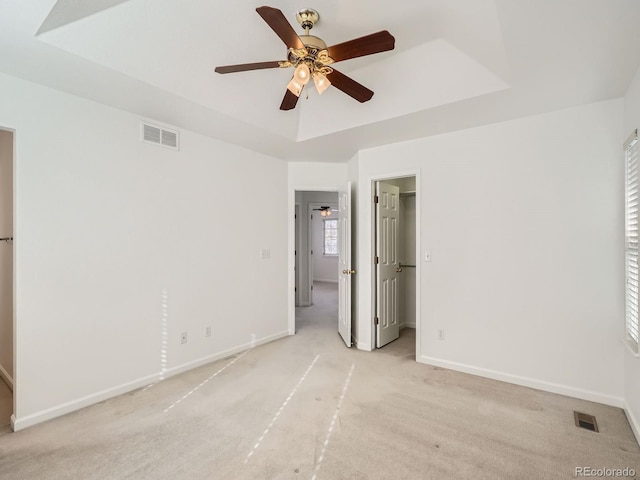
(326, 69, 374, 103)
(327, 30, 395, 63)
(280, 89, 299, 110)
(215, 61, 282, 74)
(256, 6, 305, 50)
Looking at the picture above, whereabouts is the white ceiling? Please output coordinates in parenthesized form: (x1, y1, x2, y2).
(1, 0, 639, 162)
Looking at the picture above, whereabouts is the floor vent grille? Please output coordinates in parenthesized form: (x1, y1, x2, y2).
(574, 411, 599, 432)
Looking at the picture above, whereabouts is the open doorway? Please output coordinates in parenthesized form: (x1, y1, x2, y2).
(0, 128, 14, 429)
(294, 190, 340, 335)
(373, 176, 417, 357)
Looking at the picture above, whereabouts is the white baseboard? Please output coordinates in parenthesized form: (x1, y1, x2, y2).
(11, 372, 158, 432)
(164, 330, 289, 378)
(400, 323, 416, 330)
(624, 401, 640, 447)
(357, 341, 372, 351)
(419, 355, 623, 408)
(11, 330, 290, 432)
(0, 363, 13, 391)
(313, 279, 338, 284)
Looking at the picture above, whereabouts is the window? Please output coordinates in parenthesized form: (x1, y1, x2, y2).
(625, 129, 639, 352)
(323, 219, 338, 255)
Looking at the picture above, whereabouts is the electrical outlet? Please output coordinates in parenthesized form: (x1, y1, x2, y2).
(181, 331, 188, 344)
(438, 329, 445, 340)
(205, 326, 211, 337)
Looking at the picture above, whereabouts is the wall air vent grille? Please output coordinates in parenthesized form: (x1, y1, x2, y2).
(141, 122, 179, 150)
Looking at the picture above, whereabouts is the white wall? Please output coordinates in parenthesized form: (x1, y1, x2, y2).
(0, 72, 289, 430)
(0, 130, 13, 387)
(356, 99, 625, 406)
(288, 162, 347, 190)
(624, 65, 640, 442)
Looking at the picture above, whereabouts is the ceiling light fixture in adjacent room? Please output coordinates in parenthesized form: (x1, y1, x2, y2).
(313, 206, 332, 217)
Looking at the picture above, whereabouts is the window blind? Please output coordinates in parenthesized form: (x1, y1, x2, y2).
(323, 219, 338, 255)
(625, 129, 639, 349)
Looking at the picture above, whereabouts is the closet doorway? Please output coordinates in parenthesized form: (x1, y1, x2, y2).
(373, 176, 417, 352)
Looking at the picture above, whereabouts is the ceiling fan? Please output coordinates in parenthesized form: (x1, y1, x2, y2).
(215, 6, 395, 111)
(313, 206, 332, 216)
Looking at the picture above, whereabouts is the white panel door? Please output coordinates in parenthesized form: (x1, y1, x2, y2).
(376, 181, 400, 347)
(338, 182, 352, 347)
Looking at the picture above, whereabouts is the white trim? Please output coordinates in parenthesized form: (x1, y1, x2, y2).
(307, 203, 315, 305)
(624, 401, 640, 447)
(11, 372, 158, 432)
(419, 355, 623, 408)
(357, 341, 372, 351)
(10, 330, 289, 432)
(314, 278, 339, 284)
(295, 202, 300, 308)
(624, 338, 640, 357)
(164, 330, 288, 378)
(0, 363, 13, 390)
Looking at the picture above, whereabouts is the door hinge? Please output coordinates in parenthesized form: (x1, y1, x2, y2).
(295, 250, 297, 255)
(311, 250, 313, 255)
(311, 285, 313, 291)
(311, 214, 313, 220)
(375, 317, 379, 325)
(374, 195, 379, 204)
(295, 287, 297, 292)
(374, 256, 379, 264)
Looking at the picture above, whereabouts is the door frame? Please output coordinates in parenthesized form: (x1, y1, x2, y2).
(294, 202, 300, 307)
(288, 187, 339, 335)
(0, 126, 16, 429)
(369, 170, 421, 359)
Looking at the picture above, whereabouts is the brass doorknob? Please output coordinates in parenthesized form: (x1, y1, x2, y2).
(342, 269, 357, 275)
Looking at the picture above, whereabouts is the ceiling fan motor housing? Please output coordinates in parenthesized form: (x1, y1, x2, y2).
(300, 35, 327, 50)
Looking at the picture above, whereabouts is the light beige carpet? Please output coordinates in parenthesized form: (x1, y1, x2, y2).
(0, 281, 638, 479)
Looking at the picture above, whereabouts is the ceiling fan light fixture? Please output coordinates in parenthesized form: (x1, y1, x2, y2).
(215, 6, 396, 111)
(293, 63, 311, 85)
(313, 72, 331, 95)
(287, 77, 303, 97)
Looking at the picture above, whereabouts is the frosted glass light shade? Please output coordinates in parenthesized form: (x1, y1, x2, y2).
(313, 73, 331, 95)
(287, 78, 303, 97)
(293, 63, 311, 85)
